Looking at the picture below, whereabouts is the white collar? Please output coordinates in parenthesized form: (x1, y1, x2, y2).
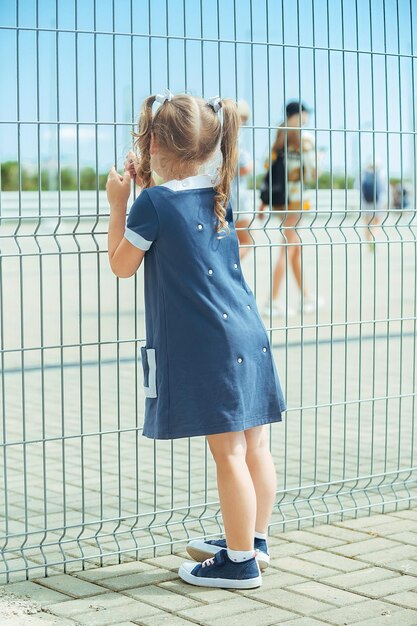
(160, 174, 216, 192)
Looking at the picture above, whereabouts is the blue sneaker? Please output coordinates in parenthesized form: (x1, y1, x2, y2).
(178, 549, 262, 589)
(186, 537, 270, 570)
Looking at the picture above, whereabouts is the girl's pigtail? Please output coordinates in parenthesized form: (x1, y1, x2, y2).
(214, 99, 239, 235)
(133, 95, 156, 188)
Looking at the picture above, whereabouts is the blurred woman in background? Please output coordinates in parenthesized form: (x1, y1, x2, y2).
(260, 101, 318, 316)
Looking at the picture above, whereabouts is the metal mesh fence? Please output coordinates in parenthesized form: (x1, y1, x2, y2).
(0, 0, 416, 582)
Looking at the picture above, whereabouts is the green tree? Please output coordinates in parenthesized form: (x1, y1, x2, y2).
(99, 173, 108, 190)
(2, 162, 118, 192)
(80, 166, 97, 190)
(22, 169, 39, 191)
(41, 170, 57, 191)
(1, 161, 19, 190)
(316, 172, 354, 189)
(61, 167, 77, 190)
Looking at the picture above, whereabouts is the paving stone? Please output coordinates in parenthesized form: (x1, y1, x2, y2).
(352, 574, 417, 598)
(385, 590, 417, 609)
(235, 571, 309, 596)
(216, 607, 297, 626)
(125, 584, 202, 611)
(383, 559, 417, 576)
(268, 535, 294, 546)
(297, 550, 367, 572)
(329, 537, 399, 558)
(178, 596, 269, 622)
(321, 566, 398, 590)
(0, 580, 72, 604)
(75, 561, 163, 582)
(132, 615, 198, 626)
(159, 578, 237, 603)
(387, 531, 417, 544)
(273, 618, 331, 625)
(336, 514, 404, 530)
(354, 544, 417, 566)
(254, 587, 334, 615)
(362, 522, 417, 536)
(392, 510, 417, 521)
(46, 592, 137, 617)
(316, 598, 405, 625)
(180, 598, 295, 626)
(308, 525, 371, 544)
(352, 608, 417, 625)
(73, 601, 159, 625)
(96, 567, 178, 591)
(276, 531, 344, 550)
(269, 542, 312, 558)
(287, 581, 365, 607)
(33, 575, 108, 599)
(271, 556, 340, 580)
(143, 554, 185, 571)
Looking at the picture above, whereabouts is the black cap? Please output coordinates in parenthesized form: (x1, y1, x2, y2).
(286, 101, 312, 118)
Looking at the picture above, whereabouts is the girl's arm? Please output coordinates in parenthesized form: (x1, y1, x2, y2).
(301, 136, 317, 183)
(107, 167, 145, 278)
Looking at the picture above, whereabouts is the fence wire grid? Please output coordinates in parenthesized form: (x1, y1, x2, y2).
(0, 0, 417, 582)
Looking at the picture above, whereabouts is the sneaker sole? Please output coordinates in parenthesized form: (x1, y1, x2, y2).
(186, 545, 270, 571)
(178, 564, 262, 589)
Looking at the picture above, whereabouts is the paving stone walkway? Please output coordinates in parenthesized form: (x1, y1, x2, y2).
(2, 215, 417, 583)
(1, 508, 417, 625)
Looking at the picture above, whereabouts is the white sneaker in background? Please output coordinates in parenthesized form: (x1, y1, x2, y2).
(300, 296, 324, 315)
(261, 302, 295, 318)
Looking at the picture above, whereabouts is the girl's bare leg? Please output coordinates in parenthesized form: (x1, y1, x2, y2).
(207, 430, 256, 550)
(245, 425, 277, 534)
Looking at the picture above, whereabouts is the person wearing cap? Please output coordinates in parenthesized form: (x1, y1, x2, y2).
(260, 100, 319, 316)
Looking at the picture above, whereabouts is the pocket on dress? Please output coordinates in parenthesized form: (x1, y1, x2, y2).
(141, 346, 157, 398)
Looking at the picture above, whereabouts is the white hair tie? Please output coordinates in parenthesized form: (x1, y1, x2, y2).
(155, 88, 173, 104)
(207, 96, 222, 113)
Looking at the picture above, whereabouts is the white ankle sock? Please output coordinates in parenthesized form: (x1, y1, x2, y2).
(227, 548, 256, 563)
(254, 531, 267, 540)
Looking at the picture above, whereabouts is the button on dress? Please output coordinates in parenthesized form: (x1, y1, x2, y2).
(125, 174, 286, 439)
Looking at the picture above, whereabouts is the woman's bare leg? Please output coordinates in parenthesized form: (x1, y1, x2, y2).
(364, 215, 381, 242)
(289, 243, 308, 297)
(271, 211, 302, 301)
(235, 219, 252, 261)
(271, 245, 288, 301)
(245, 425, 277, 534)
(207, 430, 256, 551)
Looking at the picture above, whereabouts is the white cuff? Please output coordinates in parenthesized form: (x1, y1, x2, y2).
(124, 228, 153, 251)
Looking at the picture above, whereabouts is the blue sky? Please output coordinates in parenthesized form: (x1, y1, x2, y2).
(0, 0, 416, 180)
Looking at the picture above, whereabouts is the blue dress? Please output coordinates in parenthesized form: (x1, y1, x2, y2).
(124, 174, 286, 439)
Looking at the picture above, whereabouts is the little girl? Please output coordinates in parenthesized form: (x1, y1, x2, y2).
(106, 90, 286, 589)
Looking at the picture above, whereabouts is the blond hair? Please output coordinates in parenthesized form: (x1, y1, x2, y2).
(133, 94, 239, 236)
